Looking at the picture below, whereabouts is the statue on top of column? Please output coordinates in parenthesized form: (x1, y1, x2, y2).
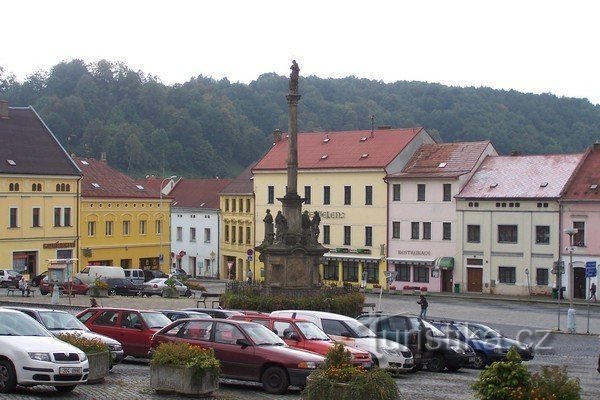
(289, 60, 300, 94)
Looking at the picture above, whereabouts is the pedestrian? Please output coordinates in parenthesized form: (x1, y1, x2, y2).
(18, 276, 31, 297)
(247, 268, 253, 284)
(589, 282, 597, 302)
(417, 295, 429, 319)
(90, 298, 99, 307)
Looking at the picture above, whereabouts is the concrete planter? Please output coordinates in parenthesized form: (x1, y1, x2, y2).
(151, 364, 218, 397)
(306, 375, 350, 400)
(86, 351, 110, 383)
(161, 288, 180, 298)
(89, 287, 108, 297)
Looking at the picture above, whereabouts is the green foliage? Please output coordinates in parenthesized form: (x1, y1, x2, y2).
(346, 369, 399, 400)
(472, 347, 531, 400)
(56, 332, 108, 355)
(529, 366, 581, 400)
(151, 342, 220, 380)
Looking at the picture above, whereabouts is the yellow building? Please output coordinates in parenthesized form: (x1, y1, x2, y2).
(219, 162, 257, 281)
(253, 128, 434, 287)
(75, 157, 171, 274)
(0, 103, 81, 277)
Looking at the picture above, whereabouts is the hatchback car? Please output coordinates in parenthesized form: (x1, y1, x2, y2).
(38, 277, 90, 295)
(142, 278, 191, 297)
(0, 308, 88, 393)
(76, 307, 172, 358)
(29, 271, 48, 287)
(0, 269, 22, 288)
(4, 306, 124, 368)
(457, 321, 534, 362)
(150, 318, 325, 394)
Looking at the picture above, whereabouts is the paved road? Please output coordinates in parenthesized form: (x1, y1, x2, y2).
(1, 286, 599, 399)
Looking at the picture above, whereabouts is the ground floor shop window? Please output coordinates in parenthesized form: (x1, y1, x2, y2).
(342, 261, 358, 282)
(413, 266, 429, 283)
(364, 261, 379, 283)
(394, 264, 410, 281)
(323, 260, 338, 280)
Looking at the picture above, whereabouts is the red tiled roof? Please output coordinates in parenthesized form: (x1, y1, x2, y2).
(170, 178, 233, 209)
(456, 153, 583, 199)
(219, 162, 257, 195)
(388, 141, 493, 179)
(74, 157, 162, 199)
(562, 143, 600, 200)
(253, 128, 426, 171)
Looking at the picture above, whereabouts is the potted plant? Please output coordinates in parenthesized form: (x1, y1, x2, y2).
(150, 342, 220, 397)
(56, 332, 110, 383)
(420, 286, 428, 294)
(389, 285, 397, 294)
(89, 277, 109, 298)
(162, 276, 179, 298)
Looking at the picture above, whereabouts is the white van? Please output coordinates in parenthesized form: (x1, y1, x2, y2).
(76, 266, 126, 284)
(123, 269, 145, 285)
(270, 310, 413, 372)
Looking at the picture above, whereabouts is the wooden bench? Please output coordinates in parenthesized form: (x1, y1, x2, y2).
(196, 292, 222, 308)
(7, 287, 36, 297)
(362, 302, 376, 311)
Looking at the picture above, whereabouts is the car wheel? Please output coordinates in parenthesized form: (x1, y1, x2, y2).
(55, 385, 77, 392)
(473, 352, 487, 369)
(31, 281, 39, 287)
(108, 288, 116, 296)
(184, 290, 192, 298)
(426, 353, 446, 372)
(262, 366, 289, 394)
(0, 359, 17, 393)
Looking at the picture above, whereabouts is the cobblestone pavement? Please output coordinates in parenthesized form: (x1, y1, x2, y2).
(1, 283, 599, 399)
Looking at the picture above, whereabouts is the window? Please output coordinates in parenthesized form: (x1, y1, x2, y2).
(344, 186, 352, 205)
(417, 184, 426, 201)
(323, 260, 338, 280)
(246, 227, 251, 244)
(535, 226, 550, 244)
(364, 261, 378, 283)
(155, 220, 162, 235)
(573, 221, 585, 246)
(176, 227, 183, 241)
(499, 266, 516, 284)
(64, 208, 71, 226)
(190, 227, 196, 242)
(224, 199, 229, 211)
(365, 186, 372, 205)
(343, 226, 351, 246)
(105, 221, 113, 236)
(9, 182, 19, 191)
(414, 266, 429, 283)
(395, 264, 410, 281)
(238, 199, 243, 212)
(342, 261, 358, 282)
(267, 186, 275, 204)
(443, 184, 452, 201)
(392, 222, 400, 239)
(423, 222, 431, 240)
(123, 220, 130, 235)
(54, 208, 61, 227)
(139, 220, 147, 235)
(304, 186, 311, 205)
(232, 225, 236, 243)
(246, 199, 251, 212)
(323, 186, 330, 205)
(323, 225, 330, 244)
(411, 222, 419, 239)
(205, 228, 211, 243)
(232, 199, 236, 212)
(9, 207, 18, 228)
(467, 225, 480, 243)
(32, 208, 40, 227)
(392, 184, 401, 201)
(238, 226, 243, 244)
(443, 222, 451, 240)
(224, 225, 229, 242)
(498, 225, 518, 243)
(536, 268, 549, 285)
(365, 226, 372, 246)
(87, 221, 96, 236)
(321, 319, 349, 336)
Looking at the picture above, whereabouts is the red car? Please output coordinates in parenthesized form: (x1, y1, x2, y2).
(230, 314, 373, 368)
(150, 318, 325, 394)
(76, 307, 171, 358)
(39, 277, 89, 295)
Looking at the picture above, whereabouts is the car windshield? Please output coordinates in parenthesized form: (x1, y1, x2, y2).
(141, 312, 171, 328)
(422, 320, 445, 337)
(242, 323, 286, 346)
(39, 311, 88, 331)
(147, 278, 164, 284)
(0, 312, 52, 336)
(456, 325, 478, 339)
(296, 321, 330, 340)
(344, 319, 376, 338)
(7, 270, 20, 277)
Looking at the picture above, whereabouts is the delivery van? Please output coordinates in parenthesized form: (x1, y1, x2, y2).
(123, 268, 145, 285)
(76, 266, 126, 283)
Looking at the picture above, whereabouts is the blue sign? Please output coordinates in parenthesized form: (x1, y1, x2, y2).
(585, 261, 597, 278)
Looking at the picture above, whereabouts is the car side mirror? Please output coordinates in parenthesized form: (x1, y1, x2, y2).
(236, 338, 251, 348)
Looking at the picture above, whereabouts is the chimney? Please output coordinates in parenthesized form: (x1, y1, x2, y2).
(0, 100, 8, 119)
(100, 152, 107, 161)
(273, 129, 282, 143)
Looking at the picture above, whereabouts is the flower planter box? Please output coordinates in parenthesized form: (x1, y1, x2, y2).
(86, 351, 110, 383)
(151, 363, 218, 397)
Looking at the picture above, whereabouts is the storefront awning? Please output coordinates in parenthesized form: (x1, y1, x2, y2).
(435, 257, 454, 269)
(386, 257, 435, 266)
(323, 253, 383, 262)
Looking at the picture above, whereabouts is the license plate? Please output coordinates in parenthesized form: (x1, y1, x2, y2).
(468, 357, 476, 363)
(59, 367, 82, 375)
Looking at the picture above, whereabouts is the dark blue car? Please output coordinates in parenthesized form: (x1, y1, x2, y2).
(457, 322, 534, 362)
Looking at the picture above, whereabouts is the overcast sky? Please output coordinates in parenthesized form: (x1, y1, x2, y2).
(3, 0, 600, 104)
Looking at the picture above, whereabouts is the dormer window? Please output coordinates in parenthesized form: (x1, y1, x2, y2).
(438, 162, 447, 168)
(360, 137, 368, 142)
(360, 153, 369, 159)
(80, 160, 89, 165)
(92, 183, 101, 188)
(590, 184, 598, 190)
(135, 185, 145, 190)
(6, 160, 16, 166)
(321, 155, 328, 160)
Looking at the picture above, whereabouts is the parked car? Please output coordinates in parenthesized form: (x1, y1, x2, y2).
(0, 308, 88, 393)
(356, 312, 474, 372)
(270, 310, 413, 372)
(150, 318, 325, 394)
(143, 269, 168, 282)
(230, 314, 373, 368)
(171, 268, 189, 278)
(431, 320, 514, 369)
(183, 308, 244, 319)
(29, 271, 48, 287)
(142, 278, 191, 297)
(102, 278, 143, 296)
(38, 277, 90, 295)
(156, 309, 212, 321)
(75, 265, 125, 284)
(76, 307, 172, 358)
(3, 306, 124, 368)
(456, 321, 534, 362)
(0, 269, 22, 288)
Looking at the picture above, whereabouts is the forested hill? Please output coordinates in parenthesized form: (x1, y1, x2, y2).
(1, 60, 599, 179)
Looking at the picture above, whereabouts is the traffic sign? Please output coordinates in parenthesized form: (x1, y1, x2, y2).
(585, 261, 597, 278)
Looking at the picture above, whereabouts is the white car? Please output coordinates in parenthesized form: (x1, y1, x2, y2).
(0, 308, 89, 393)
(270, 310, 413, 372)
(142, 278, 191, 297)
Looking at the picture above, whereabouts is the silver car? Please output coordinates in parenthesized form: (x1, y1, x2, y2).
(142, 278, 192, 297)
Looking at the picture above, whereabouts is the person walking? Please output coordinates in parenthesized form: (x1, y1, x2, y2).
(247, 268, 253, 284)
(589, 282, 597, 302)
(417, 295, 429, 319)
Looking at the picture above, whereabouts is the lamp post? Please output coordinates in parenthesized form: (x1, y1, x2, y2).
(564, 227, 578, 333)
(159, 175, 177, 272)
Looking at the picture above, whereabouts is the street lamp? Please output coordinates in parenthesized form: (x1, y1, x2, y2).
(564, 227, 578, 332)
(159, 175, 177, 272)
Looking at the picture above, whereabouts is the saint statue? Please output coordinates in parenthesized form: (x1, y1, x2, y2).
(263, 209, 274, 245)
(275, 210, 287, 244)
(289, 60, 300, 94)
(310, 211, 321, 243)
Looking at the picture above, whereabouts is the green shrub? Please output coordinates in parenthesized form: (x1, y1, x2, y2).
(530, 365, 581, 400)
(346, 369, 398, 400)
(56, 332, 108, 354)
(471, 347, 531, 400)
(186, 281, 206, 291)
(151, 342, 220, 379)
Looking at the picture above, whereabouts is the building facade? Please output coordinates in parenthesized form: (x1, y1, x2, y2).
(0, 103, 81, 277)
